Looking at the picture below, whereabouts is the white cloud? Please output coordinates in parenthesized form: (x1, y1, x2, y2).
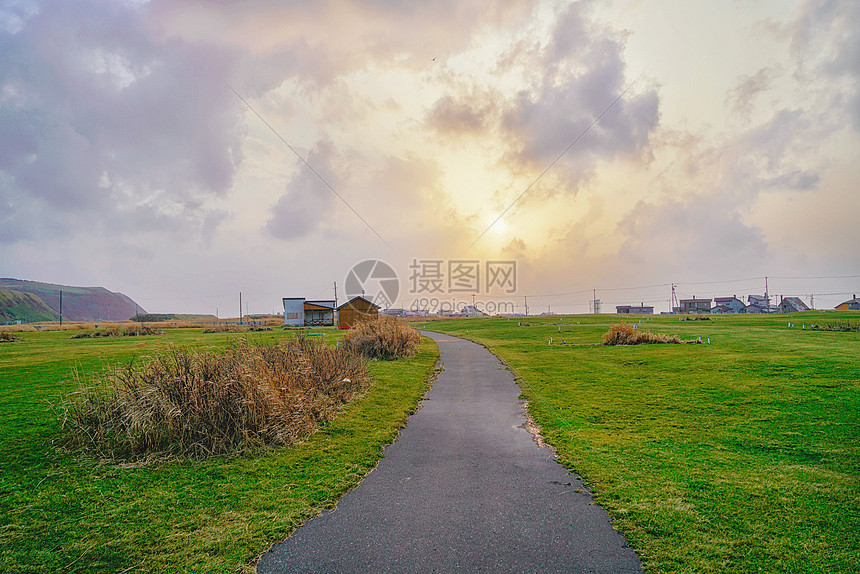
(0, 0, 856, 314)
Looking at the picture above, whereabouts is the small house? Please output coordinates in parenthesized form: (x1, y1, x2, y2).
(382, 308, 408, 317)
(460, 305, 488, 317)
(283, 298, 337, 326)
(713, 296, 745, 314)
(616, 303, 654, 314)
(678, 297, 712, 314)
(304, 300, 336, 326)
(337, 296, 380, 329)
(746, 295, 771, 313)
(283, 297, 305, 327)
(836, 294, 860, 310)
(778, 296, 810, 313)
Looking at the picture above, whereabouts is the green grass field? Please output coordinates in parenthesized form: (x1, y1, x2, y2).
(0, 327, 439, 572)
(426, 312, 859, 573)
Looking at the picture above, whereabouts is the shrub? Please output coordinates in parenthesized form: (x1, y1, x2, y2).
(342, 316, 422, 360)
(202, 324, 244, 333)
(57, 337, 369, 460)
(71, 325, 163, 339)
(809, 321, 860, 332)
(0, 331, 21, 342)
(120, 325, 162, 336)
(603, 323, 686, 345)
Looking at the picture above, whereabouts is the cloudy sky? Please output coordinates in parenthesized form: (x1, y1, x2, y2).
(1, 0, 858, 315)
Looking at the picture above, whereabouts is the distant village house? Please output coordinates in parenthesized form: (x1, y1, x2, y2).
(676, 297, 712, 314)
(745, 295, 777, 314)
(459, 305, 488, 317)
(712, 296, 745, 314)
(836, 294, 860, 310)
(778, 296, 810, 313)
(616, 303, 654, 314)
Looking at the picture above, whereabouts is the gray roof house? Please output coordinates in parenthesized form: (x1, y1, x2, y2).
(746, 295, 777, 314)
(713, 296, 745, 314)
(616, 303, 654, 314)
(778, 296, 810, 313)
(677, 297, 712, 314)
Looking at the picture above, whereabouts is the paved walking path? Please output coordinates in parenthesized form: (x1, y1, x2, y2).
(257, 331, 642, 573)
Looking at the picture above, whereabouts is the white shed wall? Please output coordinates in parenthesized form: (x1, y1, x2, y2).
(283, 298, 305, 326)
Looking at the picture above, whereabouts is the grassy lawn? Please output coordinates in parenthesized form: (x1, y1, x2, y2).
(0, 327, 439, 572)
(426, 312, 859, 573)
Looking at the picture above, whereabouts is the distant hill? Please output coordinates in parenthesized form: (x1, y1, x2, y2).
(0, 289, 60, 323)
(0, 278, 145, 322)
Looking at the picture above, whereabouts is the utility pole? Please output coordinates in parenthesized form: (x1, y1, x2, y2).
(593, 289, 597, 315)
(59, 290, 63, 326)
(333, 281, 338, 308)
(764, 276, 770, 313)
(239, 292, 242, 325)
(671, 283, 679, 313)
(524, 296, 529, 316)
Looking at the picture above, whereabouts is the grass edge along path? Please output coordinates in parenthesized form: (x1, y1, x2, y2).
(0, 332, 439, 573)
(425, 315, 859, 573)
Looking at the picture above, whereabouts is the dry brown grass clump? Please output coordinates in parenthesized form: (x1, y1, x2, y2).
(71, 325, 163, 339)
(202, 324, 245, 333)
(342, 316, 422, 360)
(0, 331, 21, 342)
(57, 337, 369, 460)
(603, 323, 685, 345)
(809, 321, 860, 332)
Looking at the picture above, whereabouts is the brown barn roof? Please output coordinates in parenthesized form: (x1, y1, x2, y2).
(337, 296, 380, 310)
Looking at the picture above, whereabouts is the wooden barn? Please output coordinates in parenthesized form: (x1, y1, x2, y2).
(337, 296, 380, 329)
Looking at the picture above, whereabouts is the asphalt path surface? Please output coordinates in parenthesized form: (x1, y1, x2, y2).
(257, 331, 642, 573)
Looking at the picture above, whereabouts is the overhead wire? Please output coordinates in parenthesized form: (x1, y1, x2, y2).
(468, 76, 643, 250)
(225, 82, 390, 249)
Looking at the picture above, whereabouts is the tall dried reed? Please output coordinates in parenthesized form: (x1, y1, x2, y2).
(342, 316, 422, 360)
(57, 337, 369, 460)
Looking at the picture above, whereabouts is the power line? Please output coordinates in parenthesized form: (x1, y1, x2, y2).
(675, 276, 762, 286)
(468, 76, 643, 250)
(225, 82, 390, 248)
(769, 274, 860, 280)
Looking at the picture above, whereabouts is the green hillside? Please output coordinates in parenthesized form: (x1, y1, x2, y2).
(0, 289, 60, 323)
(0, 278, 144, 322)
